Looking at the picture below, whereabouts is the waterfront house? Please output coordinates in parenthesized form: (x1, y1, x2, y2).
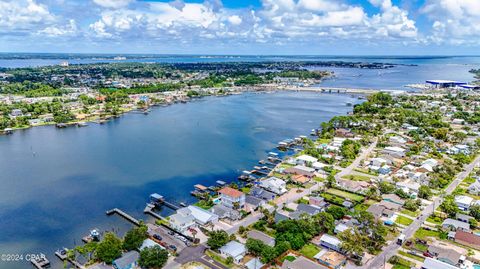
(314, 249, 347, 269)
(218, 187, 245, 209)
(454, 195, 473, 211)
(247, 230, 275, 247)
(112, 251, 139, 269)
(187, 205, 219, 226)
(169, 207, 196, 233)
(442, 219, 471, 232)
(219, 241, 246, 264)
(295, 155, 318, 166)
(260, 177, 287, 195)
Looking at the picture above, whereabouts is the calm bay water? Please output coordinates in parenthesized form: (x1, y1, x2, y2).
(0, 91, 358, 269)
(0, 55, 479, 89)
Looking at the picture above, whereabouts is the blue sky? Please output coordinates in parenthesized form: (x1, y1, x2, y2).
(0, 0, 479, 55)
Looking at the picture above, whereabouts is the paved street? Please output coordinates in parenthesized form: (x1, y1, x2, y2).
(335, 138, 378, 181)
(227, 211, 263, 234)
(359, 154, 480, 269)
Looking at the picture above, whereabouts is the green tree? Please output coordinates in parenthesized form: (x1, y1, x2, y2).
(123, 225, 148, 251)
(207, 230, 229, 250)
(470, 204, 480, 220)
(378, 181, 395, 194)
(440, 195, 459, 217)
(138, 246, 169, 269)
(418, 185, 432, 200)
(95, 232, 122, 264)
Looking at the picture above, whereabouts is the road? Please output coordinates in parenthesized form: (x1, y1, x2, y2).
(360, 154, 480, 269)
(227, 211, 263, 235)
(335, 138, 378, 181)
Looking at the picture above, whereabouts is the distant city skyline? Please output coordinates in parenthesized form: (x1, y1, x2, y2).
(1, 0, 479, 55)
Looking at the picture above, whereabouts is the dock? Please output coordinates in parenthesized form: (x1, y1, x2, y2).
(54, 248, 68, 261)
(30, 256, 50, 269)
(144, 203, 168, 221)
(150, 193, 181, 210)
(105, 208, 140, 226)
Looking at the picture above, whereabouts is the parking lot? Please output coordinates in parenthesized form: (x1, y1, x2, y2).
(146, 223, 187, 253)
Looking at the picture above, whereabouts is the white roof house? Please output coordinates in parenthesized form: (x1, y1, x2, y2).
(312, 161, 328, 171)
(468, 179, 480, 195)
(260, 177, 287, 195)
(455, 195, 474, 211)
(442, 218, 471, 232)
(385, 146, 405, 153)
(187, 205, 219, 225)
(370, 157, 388, 167)
(296, 155, 318, 165)
(422, 159, 439, 167)
(219, 241, 246, 263)
(420, 163, 434, 172)
(421, 257, 459, 269)
(140, 238, 164, 250)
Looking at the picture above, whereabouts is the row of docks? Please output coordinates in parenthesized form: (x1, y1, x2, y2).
(190, 180, 228, 198)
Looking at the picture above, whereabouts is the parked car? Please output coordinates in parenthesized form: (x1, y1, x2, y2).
(423, 252, 433, 258)
(153, 234, 162, 241)
(169, 245, 177, 251)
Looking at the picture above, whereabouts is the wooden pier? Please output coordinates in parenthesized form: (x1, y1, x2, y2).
(30, 256, 50, 269)
(105, 208, 140, 226)
(143, 203, 168, 221)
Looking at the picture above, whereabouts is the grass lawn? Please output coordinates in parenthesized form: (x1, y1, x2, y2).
(317, 138, 332, 144)
(299, 244, 320, 259)
(426, 215, 444, 225)
(398, 250, 425, 262)
(354, 203, 369, 212)
(414, 243, 428, 252)
(400, 209, 419, 217)
(342, 174, 372, 181)
(326, 188, 364, 202)
(283, 256, 296, 262)
(205, 250, 233, 268)
(390, 255, 415, 269)
(396, 215, 414, 226)
(321, 193, 345, 205)
(354, 168, 379, 176)
(414, 228, 440, 240)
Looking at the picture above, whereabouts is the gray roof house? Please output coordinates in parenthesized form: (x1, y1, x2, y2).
(247, 230, 275, 247)
(442, 218, 471, 232)
(112, 250, 139, 269)
(219, 241, 246, 264)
